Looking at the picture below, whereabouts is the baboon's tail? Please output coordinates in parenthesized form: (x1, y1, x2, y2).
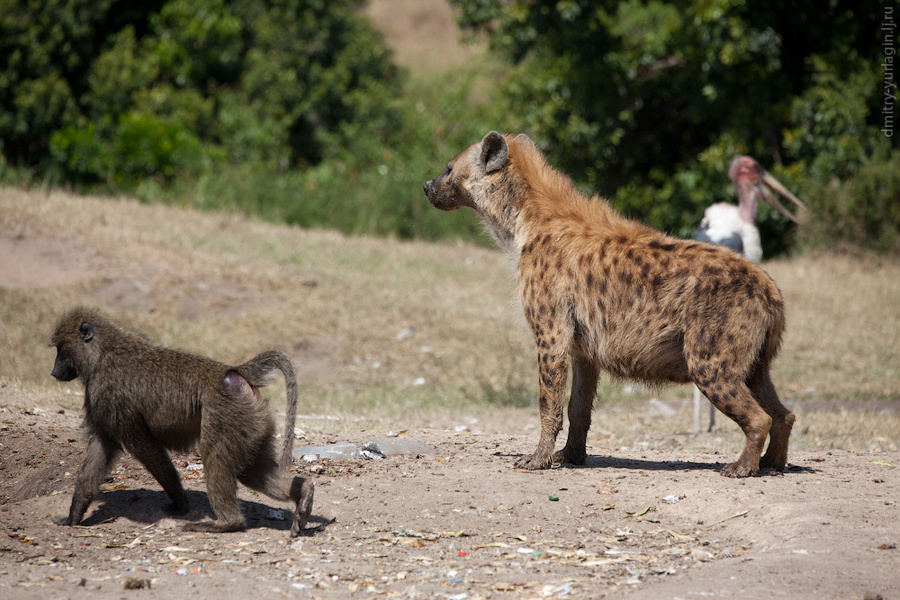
(236, 350, 299, 469)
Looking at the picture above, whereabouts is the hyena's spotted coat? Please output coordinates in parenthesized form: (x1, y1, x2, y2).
(423, 132, 795, 477)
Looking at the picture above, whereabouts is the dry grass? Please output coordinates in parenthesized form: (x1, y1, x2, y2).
(1, 185, 898, 453)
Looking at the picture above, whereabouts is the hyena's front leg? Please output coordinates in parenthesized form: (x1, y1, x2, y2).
(515, 350, 569, 470)
(553, 354, 599, 466)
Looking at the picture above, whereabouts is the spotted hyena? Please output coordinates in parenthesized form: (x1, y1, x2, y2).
(423, 132, 795, 477)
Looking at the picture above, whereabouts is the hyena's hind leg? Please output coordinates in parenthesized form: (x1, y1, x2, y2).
(694, 373, 772, 478)
(748, 366, 795, 471)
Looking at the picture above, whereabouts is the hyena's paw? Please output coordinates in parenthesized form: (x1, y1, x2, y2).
(514, 451, 553, 470)
(758, 452, 788, 472)
(719, 460, 758, 478)
(552, 447, 586, 466)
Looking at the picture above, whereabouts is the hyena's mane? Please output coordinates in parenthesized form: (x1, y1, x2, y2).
(505, 135, 655, 242)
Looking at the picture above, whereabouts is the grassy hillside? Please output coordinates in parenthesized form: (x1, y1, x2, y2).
(2, 186, 898, 454)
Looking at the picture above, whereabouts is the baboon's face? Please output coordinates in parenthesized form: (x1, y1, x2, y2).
(50, 312, 99, 382)
(51, 348, 79, 381)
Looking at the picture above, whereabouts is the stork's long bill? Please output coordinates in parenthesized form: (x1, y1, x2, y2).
(759, 170, 808, 224)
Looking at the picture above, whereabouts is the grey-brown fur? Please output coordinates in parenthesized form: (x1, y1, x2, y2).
(50, 307, 314, 535)
(424, 132, 796, 477)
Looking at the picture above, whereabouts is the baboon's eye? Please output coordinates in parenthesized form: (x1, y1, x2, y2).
(444, 164, 452, 176)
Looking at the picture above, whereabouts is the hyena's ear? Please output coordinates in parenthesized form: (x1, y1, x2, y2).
(480, 131, 509, 174)
(515, 133, 536, 149)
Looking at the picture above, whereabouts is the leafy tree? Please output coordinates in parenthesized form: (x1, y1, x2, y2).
(451, 0, 897, 255)
(1, 0, 401, 187)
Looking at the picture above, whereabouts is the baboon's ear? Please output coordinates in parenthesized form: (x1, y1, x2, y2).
(79, 322, 94, 343)
(480, 131, 509, 174)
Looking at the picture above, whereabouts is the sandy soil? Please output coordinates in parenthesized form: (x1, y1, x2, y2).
(1, 403, 898, 600)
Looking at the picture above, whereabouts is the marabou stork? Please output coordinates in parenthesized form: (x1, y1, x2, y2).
(691, 155, 808, 433)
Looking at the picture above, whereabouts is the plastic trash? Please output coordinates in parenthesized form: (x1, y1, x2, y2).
(292, 441, 361, 462)
(291, 438, 438, 461)
(362, 438, 438, 457)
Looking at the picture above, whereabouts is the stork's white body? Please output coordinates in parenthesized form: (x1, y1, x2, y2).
(698, 203, 763, 264)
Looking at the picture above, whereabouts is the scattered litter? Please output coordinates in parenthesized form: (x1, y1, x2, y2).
(293, 437, 437, 461)
(541, 582, 574, 597)
(549, 495, 559, 502)
(396, 327, 416, 341)
(411, 377, 426, 386)
(185, 464, 203, 472)
(690, 548, 713, 562)
(292, 441, 361, 462)
(366, 438, 437, 457)
(662, 494, 683, 503)
(517, 547, 535, 554)
(626, 507, 651, 517)
(123, 578, 150, 590)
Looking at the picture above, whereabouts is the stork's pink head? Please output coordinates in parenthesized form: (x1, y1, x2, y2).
(727, 155, 807, 225)
(728, 156, 761, 188)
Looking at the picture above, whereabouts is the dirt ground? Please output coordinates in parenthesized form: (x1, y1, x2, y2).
(1, 403, 898, 600)
(2, 188, 899, 599)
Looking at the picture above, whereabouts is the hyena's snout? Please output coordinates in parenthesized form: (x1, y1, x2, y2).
(423, 178, 448, 210)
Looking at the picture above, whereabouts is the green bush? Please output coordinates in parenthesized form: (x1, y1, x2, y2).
(800, 152, 900, 256)
(451, 0, 898, 256)
(1, 0, 402, 185)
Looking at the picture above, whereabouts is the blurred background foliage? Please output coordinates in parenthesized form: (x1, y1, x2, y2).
(1, 0, 897, 255)
(451, 0, 899, 256)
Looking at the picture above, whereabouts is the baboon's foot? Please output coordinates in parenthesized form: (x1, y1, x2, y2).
(52, 516, 75, 527)
(552, 446, 586, 466)
(514, 450, 553, 470)
(182, 518, 245, 533)
(291, 480, 315, 537)
(719, 459, 759, 478)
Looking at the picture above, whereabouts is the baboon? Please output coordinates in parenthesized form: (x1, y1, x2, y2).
(50, 307, 314, 535)
(423, 132, 796, 478)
